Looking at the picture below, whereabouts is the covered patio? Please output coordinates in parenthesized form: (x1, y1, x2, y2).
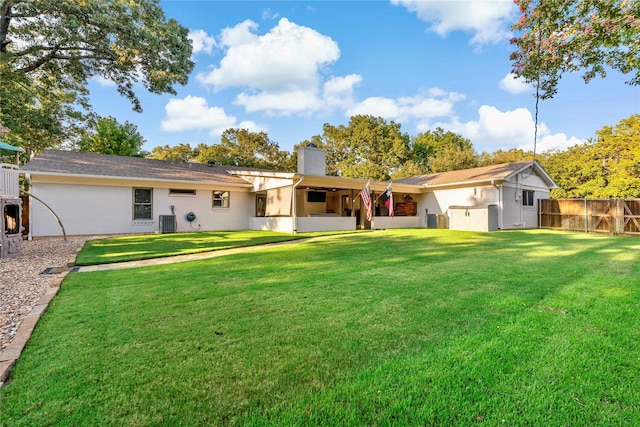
(246, 174, 423, 233)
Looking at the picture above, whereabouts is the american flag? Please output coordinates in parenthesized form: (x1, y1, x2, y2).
(379, 183, 394, 217)
(360, 181, 372, 221)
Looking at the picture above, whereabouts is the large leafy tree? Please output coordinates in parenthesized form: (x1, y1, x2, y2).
(478, 148, 533, 166)
(0, 63, 81, 160)
(307, 115, 410, 180)
(407, 127, 478, 174)
(147, 130, 295, 171)
(211, 129, 293, 170)
(76, 116, 147, 157)
(510, 0, 640, 99)
(0, 0, 193, 159)
(148, 143, 199, 162)
(542, 114, 640, 197)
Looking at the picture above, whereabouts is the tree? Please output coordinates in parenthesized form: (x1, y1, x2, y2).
(409, 128, 478, 174)
(0, 62, 81, 160)
(478, 148, 533, 166)
(149, 143, 199, 162)
(0, 120, 9, 137)
(428, 145, 478, 173)
(147, 130, 296, 171)
(541, 114, 640, 197)
(510, 0, 640, 99)
(0, 0, 193, 158)
(210, 129, 294, 170)
(76, 116, 147, 157)
(307, 115, 410, 181)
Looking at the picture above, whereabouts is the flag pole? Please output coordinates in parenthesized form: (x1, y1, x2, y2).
(375, 181, 392, 202)
(354, 180, 370, 203)
(356, 180, 372, 222)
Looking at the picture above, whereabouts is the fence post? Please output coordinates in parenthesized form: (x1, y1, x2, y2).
(584, 198, 588, 233)
(614, 199, 623, 235)
(538, 199, 541, 229)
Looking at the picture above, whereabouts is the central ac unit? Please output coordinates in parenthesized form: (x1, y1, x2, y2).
(159, 215, 177, 233)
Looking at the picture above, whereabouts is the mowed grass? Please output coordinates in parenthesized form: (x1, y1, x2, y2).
(74, 229, 362, 265)
(1, 229, 639, 425)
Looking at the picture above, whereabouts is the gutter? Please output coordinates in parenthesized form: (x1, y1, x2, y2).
(423, 178, 503, 190)
(291, 176, 304, 233)
(19, 171, 254, 189)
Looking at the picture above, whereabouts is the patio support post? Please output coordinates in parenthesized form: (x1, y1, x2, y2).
(291, 176, 304, 234)
(350, 189, 354, 216)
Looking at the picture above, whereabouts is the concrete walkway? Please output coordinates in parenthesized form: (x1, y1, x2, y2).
(70, 234, 354, 272)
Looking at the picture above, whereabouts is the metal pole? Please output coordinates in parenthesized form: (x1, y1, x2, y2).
(20, 189, 67, 241)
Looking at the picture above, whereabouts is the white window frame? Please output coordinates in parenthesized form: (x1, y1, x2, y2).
(522, 190, 535, 207)
(133, 188, 153, 220)
(212, 190, 230, 208)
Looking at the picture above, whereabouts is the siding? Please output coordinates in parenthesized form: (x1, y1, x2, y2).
(29, 183, 252, 237)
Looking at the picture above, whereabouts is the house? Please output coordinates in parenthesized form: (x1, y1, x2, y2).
(20, 147, 557, 237)
(395, 161, 558, 231)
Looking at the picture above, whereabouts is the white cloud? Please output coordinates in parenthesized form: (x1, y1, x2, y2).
(199, 18, 339, 91)
(347, 89, 466, 125)
(261, 9, 280, 21)
(434, 105, 583, 152)
(322, 74, 362, 109)
(218, 19, 260, 48)
(535, 133, 583, 153)
(236, 89, 323, 116)
(499, 73, 532, 94)
(348, 97, 400, 118)
(161, 95, 264, 137)
(197, 18, 359, 115)
(391, 0, 517, 45)
(188, 29, 215, 55)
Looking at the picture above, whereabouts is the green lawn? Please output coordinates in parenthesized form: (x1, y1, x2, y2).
(1, 229, 639, 425)
(74, 229, 362, 265)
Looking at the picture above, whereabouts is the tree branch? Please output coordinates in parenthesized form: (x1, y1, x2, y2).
(0, 1, 13, 53)
(14, 43, 119, 73)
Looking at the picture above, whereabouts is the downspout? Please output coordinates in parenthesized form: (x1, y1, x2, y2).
(492, 179, 503, 230)
(513, 173, 524, 228)
(291, 176, 304, 234)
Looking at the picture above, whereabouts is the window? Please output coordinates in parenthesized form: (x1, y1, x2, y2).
(212, 190, 230, 208)
(133, 188, 153, 219)
(169, 189, 196, 196)
(256, 195, 266, 217)
(523, 190, 535, 207)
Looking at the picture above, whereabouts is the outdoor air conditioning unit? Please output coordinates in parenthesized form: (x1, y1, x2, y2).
(159, 215, 177, 233)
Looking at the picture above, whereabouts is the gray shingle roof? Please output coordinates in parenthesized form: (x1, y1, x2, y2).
(394, 161, 537, 186)
(21, 150, 251, 186)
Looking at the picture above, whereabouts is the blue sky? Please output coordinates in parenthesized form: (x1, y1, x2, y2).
(88, 0, 640, 155)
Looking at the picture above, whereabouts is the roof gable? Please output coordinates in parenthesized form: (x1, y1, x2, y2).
(395, 161, 557, 188)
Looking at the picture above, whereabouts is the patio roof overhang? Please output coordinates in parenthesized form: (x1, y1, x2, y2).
(291, 174, 424, 194)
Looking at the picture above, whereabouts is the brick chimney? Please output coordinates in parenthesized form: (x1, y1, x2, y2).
(297, 143, 326, 176)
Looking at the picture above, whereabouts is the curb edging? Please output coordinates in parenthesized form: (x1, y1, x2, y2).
(0, 265, 74, 389)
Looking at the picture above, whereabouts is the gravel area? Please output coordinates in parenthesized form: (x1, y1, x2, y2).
(0, 236, 91, 353)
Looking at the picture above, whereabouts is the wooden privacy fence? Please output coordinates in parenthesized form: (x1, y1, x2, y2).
(538, 199, 640, 236)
